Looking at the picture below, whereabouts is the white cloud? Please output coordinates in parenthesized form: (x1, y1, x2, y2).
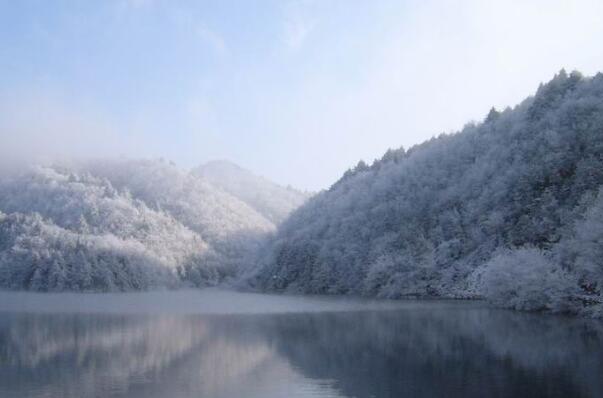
(281, 1, 317, 50)
(123, 0, 154, 9)
(257, 0, 603, 189)
(196, 25, 227, 55)
(168, 9, 228, 55)
(283, 17, 315, 50)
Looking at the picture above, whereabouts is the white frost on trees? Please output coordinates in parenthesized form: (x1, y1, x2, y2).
(250, 70, 603, 317)
(0, 159, 287, 291)
(478, 248, 579, 313)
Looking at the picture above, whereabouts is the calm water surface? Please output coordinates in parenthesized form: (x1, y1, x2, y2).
(0, 289, 601, 398)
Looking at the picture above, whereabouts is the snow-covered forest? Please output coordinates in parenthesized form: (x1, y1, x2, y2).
(1, 71, 602, 318)
(250, 71, 603, 318)
(0, 159, 308, 291)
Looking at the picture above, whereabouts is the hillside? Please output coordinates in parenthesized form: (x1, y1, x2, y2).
(250, 71, 603, 317)
(194, 160, 311, 224)
(0, 159, 279, 291)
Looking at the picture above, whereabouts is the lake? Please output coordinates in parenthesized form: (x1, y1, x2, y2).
(0, 289, 601, 398)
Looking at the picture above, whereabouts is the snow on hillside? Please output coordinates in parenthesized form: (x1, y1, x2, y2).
(194, 160, 311, 224)
(250, 71, 603, 317)
(0, 159, 294, 291)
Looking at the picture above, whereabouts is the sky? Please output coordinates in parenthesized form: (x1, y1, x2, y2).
(1, 0, 603, 191)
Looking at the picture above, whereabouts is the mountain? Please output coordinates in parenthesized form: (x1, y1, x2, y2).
(194, 160, 311, 224)
(250, 70, 603, 318)
(0, 159, 280, 291)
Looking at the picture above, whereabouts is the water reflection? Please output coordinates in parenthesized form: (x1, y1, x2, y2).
(0, 299, 602, 398)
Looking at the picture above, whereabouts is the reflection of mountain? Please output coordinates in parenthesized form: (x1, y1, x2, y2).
(262, 309, 603, 398)
(0, 315, 210, 397)
(0, 303, 602, 398)
(0, 313, 342, 398)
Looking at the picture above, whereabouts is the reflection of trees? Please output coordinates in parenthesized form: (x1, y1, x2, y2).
(0, 304, 602, 398)
(0, 314, 211, 397)
(258, 307, 603, 398)
(0, 313, 341, 398)
(3, 314, 207, 368)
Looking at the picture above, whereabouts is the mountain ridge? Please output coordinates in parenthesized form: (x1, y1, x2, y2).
(194, 159, 311, 224)
(0, 158, 306, 291)
(249, 70, 603, 318)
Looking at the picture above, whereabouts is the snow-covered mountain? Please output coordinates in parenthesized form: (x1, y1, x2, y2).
(2, 71, 602, 319)
(0, 159, 303, 291)
(194, 160, 311, 224)
(250, 71, 603, 318)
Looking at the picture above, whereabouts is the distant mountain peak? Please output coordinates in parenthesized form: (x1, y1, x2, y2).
(199, 159, 245, 172)
(194, 160, 310, 224)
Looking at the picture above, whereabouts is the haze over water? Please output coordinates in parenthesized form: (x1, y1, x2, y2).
(0, 290, 601, 398)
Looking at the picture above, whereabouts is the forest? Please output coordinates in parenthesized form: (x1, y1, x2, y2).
(0, 159, 307, 290)
(250, 70, 603, 318)
(1, 71, 602, 318)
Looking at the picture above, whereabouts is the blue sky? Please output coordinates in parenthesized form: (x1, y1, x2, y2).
(1, 0, 603, 190)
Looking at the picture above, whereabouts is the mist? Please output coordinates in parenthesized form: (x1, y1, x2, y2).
(0, 91, 156, 168)
(2, 2, 603, 398)
(2, 0, 603, 190)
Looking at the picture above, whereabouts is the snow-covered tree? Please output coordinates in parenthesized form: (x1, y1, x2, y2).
(478, 248, 579, 313)
(249, 71, 603, 317)
(0, 158, 298, 291)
